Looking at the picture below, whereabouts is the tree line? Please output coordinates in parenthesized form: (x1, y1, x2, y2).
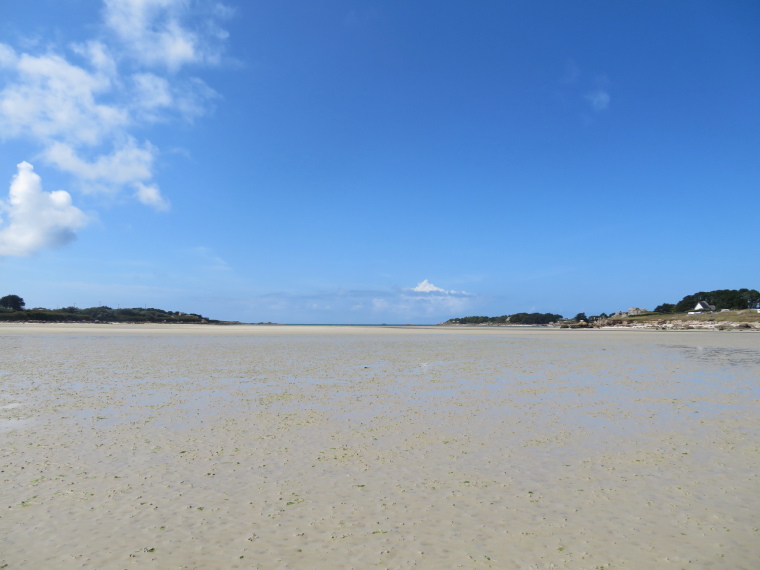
(445, 312, 563, 325)
(653, 289, 760, 314)
(0, 294, 216, 323)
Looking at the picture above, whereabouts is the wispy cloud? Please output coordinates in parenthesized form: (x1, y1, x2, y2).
(135, 181, 170, 211)
(558, 63, 612, 115)
(191, 246, 231, 271)
(585, 75, 611, 112)
(0, 162, 89, 256)
(585, 89, 610, 111)
(561, 60, 580, 84)
(0, 0, 230, 256)
(42, 138, 156, 195)
(103, 0, 232, 71)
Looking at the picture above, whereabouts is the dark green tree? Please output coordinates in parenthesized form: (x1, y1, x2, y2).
(509, 312, 563, 324)
(654, 303, 676, 314)
(447, 313, 562, 325)
(574, 312, 588, 322)
(0, 294, 25, 311)
(672, 289, 760, 312)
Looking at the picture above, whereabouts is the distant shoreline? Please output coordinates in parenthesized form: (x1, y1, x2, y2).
(1, 317, 758, 331)
(440, 309, 760, 332)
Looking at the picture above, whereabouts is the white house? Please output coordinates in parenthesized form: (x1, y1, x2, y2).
(693, 301, 715, 312)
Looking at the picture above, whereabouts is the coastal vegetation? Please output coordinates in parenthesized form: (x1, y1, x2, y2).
(443, 289, 759, 329)
(444, 312, 563, 325)
(0, 295, 222, 323)
(606, 310, 760, 327)
(653, 289, 760, 313)
(582, 288, 760, 329)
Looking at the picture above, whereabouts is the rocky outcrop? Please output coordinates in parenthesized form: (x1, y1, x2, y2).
(593, 319, 760, 331)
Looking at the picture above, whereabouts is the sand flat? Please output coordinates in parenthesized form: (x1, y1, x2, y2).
(1, 324, 759, 569)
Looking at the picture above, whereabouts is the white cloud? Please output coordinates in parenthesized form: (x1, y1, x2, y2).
(130, 74, 218, 123)
(412, 279, 445, 293)
(0, 1, 230, 255)
(410, 279, 470, 296)
(43, 138, 156, 193)
(134, 182, 170, 211)
(71, 41, 118, 77)
(103, 0, 231, 71)
(132, 72, 173, 111)
(0, 49, 126, 146)
(0, 162, 89, 256)
(0, 44, 18, 68)
(586, 89, 610, 111)
(365, 280, 476, 317)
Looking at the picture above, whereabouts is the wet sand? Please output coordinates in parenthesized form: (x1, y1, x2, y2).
(1, 324, 759, 569)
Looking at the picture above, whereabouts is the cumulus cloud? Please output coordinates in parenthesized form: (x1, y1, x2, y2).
(367, 280, 475, 317)
(0, 162, 88, 256)
(412, 279, 445, 293)
(586, 89, 610, 111)
(410, 279, 470, 296)
(0, 0, 229, 254)
(0, 48, 126, 146)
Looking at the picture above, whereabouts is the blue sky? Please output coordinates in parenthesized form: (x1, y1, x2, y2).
(1, 1, 758, 323)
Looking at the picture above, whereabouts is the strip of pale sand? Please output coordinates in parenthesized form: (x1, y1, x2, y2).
(1, 324, 758, 569)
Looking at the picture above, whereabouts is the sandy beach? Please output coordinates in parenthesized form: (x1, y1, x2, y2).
(1, 324, 758, 569)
